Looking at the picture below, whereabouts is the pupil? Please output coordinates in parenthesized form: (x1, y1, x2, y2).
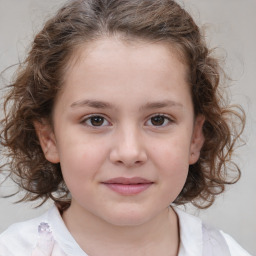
(91, 116, 104, 126)
(151, 116, 164, 126)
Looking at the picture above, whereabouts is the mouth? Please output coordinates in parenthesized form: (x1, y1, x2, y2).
(102, 177, 154, 196)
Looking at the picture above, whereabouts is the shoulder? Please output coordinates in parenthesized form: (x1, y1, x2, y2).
(0, 205, 85, 256)
(0, 206, 53, 256)
(173, 207, 252, 256)
(221, 231, 252, 256)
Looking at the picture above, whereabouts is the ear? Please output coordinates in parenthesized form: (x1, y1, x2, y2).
(189, 115, 205, 165)
(34, 120, 60, 164)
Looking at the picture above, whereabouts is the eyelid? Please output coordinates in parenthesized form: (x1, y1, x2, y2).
(80, 114, 112, 127)
(144, 113, 175, 127)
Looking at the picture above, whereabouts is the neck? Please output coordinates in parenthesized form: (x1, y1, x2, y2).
(62, 203, 180, 256)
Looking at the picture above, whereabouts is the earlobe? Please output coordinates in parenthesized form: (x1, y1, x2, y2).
(189, 115, 205, 165)
(34, 120, 60, 164)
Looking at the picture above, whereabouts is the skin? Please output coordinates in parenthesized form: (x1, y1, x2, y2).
(36, 37, 205, 256)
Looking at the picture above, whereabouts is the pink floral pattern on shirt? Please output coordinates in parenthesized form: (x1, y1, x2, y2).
(31, 222, 54, 256)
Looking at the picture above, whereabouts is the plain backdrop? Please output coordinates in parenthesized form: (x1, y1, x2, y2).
(0, 0, 255, 255)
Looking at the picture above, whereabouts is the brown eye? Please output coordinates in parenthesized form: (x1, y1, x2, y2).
(90, 116, 104, 126)
(151, 116, 165, 126)
(146, 115, 172, 127)
(83, 115, 109, 127)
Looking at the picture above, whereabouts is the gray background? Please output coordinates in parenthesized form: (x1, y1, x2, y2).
(0, 0, 255, 254)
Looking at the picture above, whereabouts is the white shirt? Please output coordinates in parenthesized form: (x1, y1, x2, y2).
(0, 205, 252, 256)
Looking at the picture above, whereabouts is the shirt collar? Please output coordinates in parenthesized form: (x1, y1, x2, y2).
(174, 207, 203, 256)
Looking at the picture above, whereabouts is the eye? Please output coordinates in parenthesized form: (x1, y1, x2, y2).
(82, 115, 110, 127)
(145, 114, 173, 127)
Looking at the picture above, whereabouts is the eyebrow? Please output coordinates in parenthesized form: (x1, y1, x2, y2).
(70, 99, 114, 109)
(140, 100, 183, 110)
(70, 99, 183, 110)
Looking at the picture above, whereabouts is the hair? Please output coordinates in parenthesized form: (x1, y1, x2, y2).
(0, 0, 245, 210)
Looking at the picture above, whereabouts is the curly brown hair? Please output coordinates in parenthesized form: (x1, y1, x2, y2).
(0, 0, 245, 210)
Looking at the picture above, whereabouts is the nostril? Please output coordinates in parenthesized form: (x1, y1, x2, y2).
(113, 159, 145, 167)
(109, 143, 148, 167)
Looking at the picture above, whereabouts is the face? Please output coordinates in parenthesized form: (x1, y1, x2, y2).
(36, 38, 204, 226)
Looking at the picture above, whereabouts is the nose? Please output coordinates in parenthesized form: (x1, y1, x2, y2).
(109, 126, 148, 167)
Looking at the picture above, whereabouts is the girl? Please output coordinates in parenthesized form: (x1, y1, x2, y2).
(0, 0, 250, 255)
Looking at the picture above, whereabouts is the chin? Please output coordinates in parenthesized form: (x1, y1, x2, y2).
(108, 216, 150, 227)
(102, 207, 157, 227)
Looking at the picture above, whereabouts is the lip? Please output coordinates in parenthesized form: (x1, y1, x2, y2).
(102, 177, 154, 195)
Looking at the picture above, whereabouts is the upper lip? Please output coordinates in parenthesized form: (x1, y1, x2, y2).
(103, 177, 153, 184)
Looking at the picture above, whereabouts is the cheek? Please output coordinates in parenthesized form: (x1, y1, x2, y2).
(57, 137, 109, 186)
(149, 137, 191, 190)
(161, 151, 189, 186)
(158, 151, 189, 203)
(150, 135, 191, 168)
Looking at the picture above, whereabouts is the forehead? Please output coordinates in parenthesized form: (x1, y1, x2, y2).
(53, 37, 194, 118)
(63, 37, 189, 86)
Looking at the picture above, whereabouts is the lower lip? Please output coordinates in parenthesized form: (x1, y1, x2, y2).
(103, 183, 153, 195)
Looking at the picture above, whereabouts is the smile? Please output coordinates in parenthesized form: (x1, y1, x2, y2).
(102, 177, 154, 196)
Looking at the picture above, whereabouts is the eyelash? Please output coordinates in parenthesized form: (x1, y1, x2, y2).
(81, 114, 111, 127)
(81, 114, 174, 128)
(145, 114, 174, 127)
